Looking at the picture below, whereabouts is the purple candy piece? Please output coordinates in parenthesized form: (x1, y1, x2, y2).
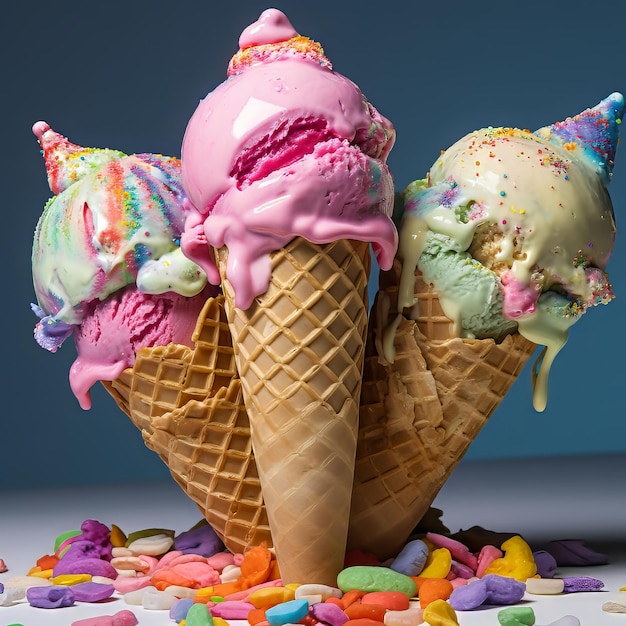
(26, 585, 75, 608)
(546, 540, 608, 566)
(389, 539, 429, 576)
(451, 560, 475, 579)
(311, 601, 350, 626)
(0, 582, 4, 594)
(533, 550, 558, 578)
(562, 576, 605, 592)
(71, 581, 116, 602)
(57, 540, 102, 564)
(174, 523, 225, 557)
(210, 600, 256, 619)
(53, 556, 117, 579)
(81, 519, 113, 560)
(483, 574, 526, 605)
(170, 597, 195, 621)
(449, 579, 489, 610)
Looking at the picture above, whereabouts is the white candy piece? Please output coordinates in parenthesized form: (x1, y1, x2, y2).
(384, 608, 425, 626)
(295, 584, 342, 601)
(1, 575, 53, 588)
(0, 585, 26, 606)
(124, 585, 156, 605)
(525, 577, 565, 594)
(220, 564, 241, 583)
(545, 616, 581, 625)
(126, 534, 174, 556)
(163, 585, 196, 599)
(142, 587, 176, 610)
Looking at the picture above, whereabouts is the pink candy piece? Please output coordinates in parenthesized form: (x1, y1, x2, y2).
(0, 558, 7, 573)
(135, 554, 159, 575)
(168, 561, 220, 587)
(224, 579, 285, 602)
(153, 550, 184, 571)
(476, 545, 503, 578)
(426, 533, 478, 572)
(71, 609, 138, 626)
(210, 600, 256, 619)
(207, 551, 236, 572)
(113, 575, 153, 595)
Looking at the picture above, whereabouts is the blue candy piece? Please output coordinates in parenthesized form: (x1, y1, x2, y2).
(389, 539, 430, 576)
(170, 597, 195, 622)
(533, 550, 557, 578)
(265, 599, 309, 626)
(26, 585, 75, 608)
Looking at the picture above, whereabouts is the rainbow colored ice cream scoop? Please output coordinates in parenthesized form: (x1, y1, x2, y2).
(396, 92, 624, 411)
(180, 8, 398, 309)
(31, 122, 208, 352)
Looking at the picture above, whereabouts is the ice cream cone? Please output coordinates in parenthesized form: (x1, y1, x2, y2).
(102, 295, 271, 554)
(348, 259, 536, 559)
(217, 237, 371, 585)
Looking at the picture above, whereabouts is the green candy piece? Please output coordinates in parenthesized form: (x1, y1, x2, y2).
(336, 566, 417, 598)
(186, 602, 214, 626)
(53, 529, 81, 553)
(497, 606, 536, 625)
(124, 527, 175, 547)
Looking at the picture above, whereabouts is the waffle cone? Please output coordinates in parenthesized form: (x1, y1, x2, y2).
(102, 295, 271, 554)
(348, 260, 537, 558)
(217, 237, 370, 585)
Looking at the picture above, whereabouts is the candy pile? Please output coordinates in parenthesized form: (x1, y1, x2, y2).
(0, 517, 622, 625)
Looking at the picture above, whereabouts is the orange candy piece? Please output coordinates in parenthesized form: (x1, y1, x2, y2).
(418, 578, 454, 609)
(344, 619, 385, 626)
(248, 607, 268, 625)
(344, 602, 387, 622)
(362, 591, 410, 611)
(239, 544, 275, 588)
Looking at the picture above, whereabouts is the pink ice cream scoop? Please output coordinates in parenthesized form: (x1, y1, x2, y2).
(31, 122, 216, 409)
(180, 8, 398, 309)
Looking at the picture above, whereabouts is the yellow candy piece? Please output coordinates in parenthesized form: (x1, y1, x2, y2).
(420, 548, 452, 579)
(28, 568, 53, 579)
(484, 536, 537, 582)
(214, 618, 230, 626)
(423, 598, 459, 626)
(249, 585, 295, 608)
(110, 524, 127, 548)
(51, 573, 92, 586)
(195, 586, 215, 597)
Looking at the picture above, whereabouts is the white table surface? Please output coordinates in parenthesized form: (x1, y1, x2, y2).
(1, 454, 625, 625)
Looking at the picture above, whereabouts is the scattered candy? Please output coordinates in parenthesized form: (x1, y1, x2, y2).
(484, 536, 537, 581)
(70, 581, 116, 602)
(337, 566, 417, 597)
(562, 576, 604, 592)
(448, 574, 525, 610)
(419, 548, 452, 579)
(497, 606, 535, 625)
(422, 598, 459, 625)
(26, 584, 75, 608)
(185, 602, 215, 626)
(383, 607, 424, 626)
(126, 533, 175, 557)
(532, 550, 557, 578)
(524, 577, 564, 595)
(311, 600, 350, 626)
(602, 597, 626, 613)
(170, 597, 195, 622)
(389, 540, 429, 577)
(426, 533, 478, 571)
(545, 617, 581, 626)
(175, 521, 225, 557)
(0, 558, 7, 573)
(265, 598, 310, 626)
(417, 578, 453, 608)
(70, 609, 139, 626)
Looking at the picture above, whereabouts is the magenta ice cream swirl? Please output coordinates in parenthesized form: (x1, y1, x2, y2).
(181, 8, 398, 309)
(31, 123, 214, 409)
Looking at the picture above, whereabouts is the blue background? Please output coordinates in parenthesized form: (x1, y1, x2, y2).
(3, 0, 625, 489)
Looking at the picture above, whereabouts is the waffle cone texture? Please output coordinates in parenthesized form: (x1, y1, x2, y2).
(103, 295, 271, 554)
(217, 237, 371, 586)
(348, 260, 537, 558)
(102, 248, 536, 569)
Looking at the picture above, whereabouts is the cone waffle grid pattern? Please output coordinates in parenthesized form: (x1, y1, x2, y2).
(103, 295, 271, 554)
(219, 237, 371, 584)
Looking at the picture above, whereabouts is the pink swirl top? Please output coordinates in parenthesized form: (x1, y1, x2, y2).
(181, 9, 398, 309)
